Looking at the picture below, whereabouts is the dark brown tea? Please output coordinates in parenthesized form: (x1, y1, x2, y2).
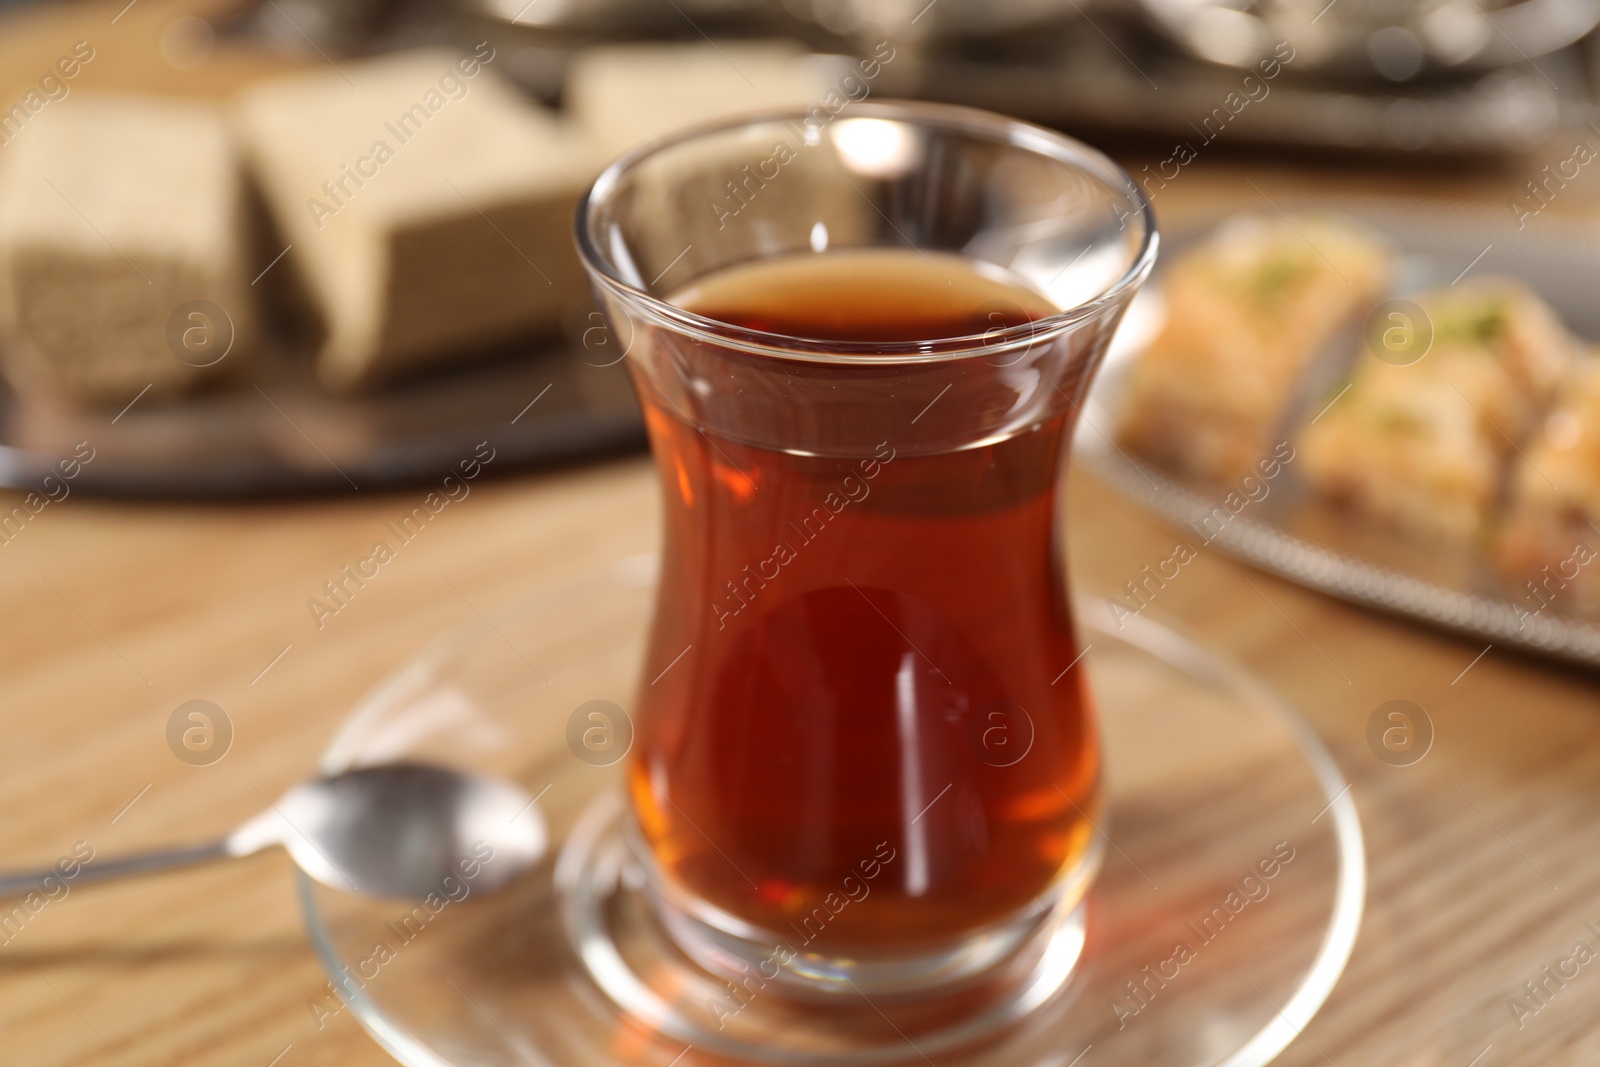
(628, 249, 1100, 952)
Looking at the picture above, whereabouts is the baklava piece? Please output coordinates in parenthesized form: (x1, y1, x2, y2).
(1300, 279, 1581, 542)
(1499, 357, 1600, 613)
(1117, 214, 1389, 483)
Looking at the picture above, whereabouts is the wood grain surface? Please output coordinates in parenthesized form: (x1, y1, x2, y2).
(2, 2, 1599, 1065)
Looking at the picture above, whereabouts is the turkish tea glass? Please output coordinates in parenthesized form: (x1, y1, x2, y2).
(576, 100, 1156, 1002)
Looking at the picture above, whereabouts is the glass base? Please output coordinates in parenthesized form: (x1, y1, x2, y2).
(622, 802, 1104, 1005)
(299, 556, 1364, 1067)
(555, 788, 1093, 1063)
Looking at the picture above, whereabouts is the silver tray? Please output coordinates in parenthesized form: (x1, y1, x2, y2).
(0, 334, 643, 497)
(1076, 198, 1600, 670)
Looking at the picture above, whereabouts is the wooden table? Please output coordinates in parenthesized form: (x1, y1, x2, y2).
(2, 2, 1599, 1065)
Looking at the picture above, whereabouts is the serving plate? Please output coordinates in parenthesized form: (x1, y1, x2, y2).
(1077, 197, 1600, 669)
(0, 329, 643, 497)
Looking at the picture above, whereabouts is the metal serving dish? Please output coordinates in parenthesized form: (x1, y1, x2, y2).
(1139, 0, 1600, 81)
(1077, 198, 1600, 669)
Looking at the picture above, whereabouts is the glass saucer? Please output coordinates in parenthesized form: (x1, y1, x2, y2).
(299, 556, 1364, 1067)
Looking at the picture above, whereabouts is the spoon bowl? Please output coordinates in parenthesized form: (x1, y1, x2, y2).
(0, 762, 548, 902)
(234, 763, 548, 899)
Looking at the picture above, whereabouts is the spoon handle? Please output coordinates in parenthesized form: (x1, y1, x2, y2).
(0, 840, 232, 897)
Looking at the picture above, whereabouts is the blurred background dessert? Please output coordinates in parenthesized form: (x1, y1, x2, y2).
(1298, 278, 1581, 543)
(1117, 214, 1389, 484)
(0, 94, 250, 403)
(237, 48, 597, 391)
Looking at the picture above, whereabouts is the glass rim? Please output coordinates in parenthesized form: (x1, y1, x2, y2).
(573, 99, 1159, 365)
